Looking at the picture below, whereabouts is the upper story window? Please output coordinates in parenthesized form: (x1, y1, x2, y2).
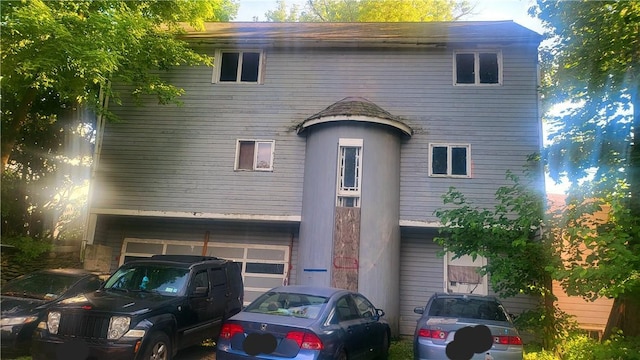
(429, 144, 470, 178)
(454, 51, 502, 85)
(235, 140, 274, 171)
(213, 50, 263, 84)
(336, 138, 363, 208)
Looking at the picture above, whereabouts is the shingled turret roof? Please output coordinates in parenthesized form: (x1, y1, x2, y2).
(297, 97, 412, 136)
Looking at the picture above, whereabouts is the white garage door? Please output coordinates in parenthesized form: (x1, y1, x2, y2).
(120, 238, 290, 305)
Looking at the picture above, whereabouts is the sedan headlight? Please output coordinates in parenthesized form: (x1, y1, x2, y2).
(108, 316, 131, 340)
(0, 316, 38, 326)
(47, 312, 61, 334)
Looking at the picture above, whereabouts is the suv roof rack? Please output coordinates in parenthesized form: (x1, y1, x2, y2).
(148, 255, 225, 263)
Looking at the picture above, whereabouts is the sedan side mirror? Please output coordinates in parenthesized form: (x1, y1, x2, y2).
(414, 307, 424, 315)
(376, 308, 385, 317)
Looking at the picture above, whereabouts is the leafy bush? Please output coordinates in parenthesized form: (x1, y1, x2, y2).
(525, 332, 640, 360)
(558, 332, 640, 360)
(2, 236, 51, 262)
(524, 349, 559, 360)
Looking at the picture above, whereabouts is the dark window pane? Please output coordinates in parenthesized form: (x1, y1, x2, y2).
(212, 269, 226, 286)
(479, 53, 499, 84)
(193, 271, 209, 289)
(456, 53, 475, 84)
(245, 263, 285, 274)
(240, 52, 260, 82)
(220, 52, 239, 82)
(343, 147, 357, 188)
(238, 141, 255, 170)
(432, 146, 448, 174)
(428, 298, 507, 321)
(451, 147, 468, 175)
(340, 197, 357, 207)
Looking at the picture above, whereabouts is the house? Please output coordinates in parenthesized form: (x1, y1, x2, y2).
(83, 21, 543, 336)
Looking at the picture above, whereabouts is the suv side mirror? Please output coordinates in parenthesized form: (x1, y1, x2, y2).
(375, 308, 385, 319)
(414, 307, 424, 315)
(193, 286, 209, 296)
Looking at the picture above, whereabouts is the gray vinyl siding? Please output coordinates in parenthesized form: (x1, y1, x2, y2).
(399, 229, 445, 336)
(96, 44, 541, 222)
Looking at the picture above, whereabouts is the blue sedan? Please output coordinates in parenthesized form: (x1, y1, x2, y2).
(216, 285, 390, 360)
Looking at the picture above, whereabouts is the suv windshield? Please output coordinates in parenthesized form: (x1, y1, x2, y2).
(245, 292, 328, 319)
(2, 272, 81, 301)
(104, 265, 189, 296)
(428, 298, 508, 321)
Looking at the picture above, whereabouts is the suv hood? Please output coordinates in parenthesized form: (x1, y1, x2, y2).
(1, 296, 47, 317)
(55, 290, 178, 315)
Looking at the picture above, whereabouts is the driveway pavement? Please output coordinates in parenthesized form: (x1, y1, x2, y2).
(174, 344, 216, 360)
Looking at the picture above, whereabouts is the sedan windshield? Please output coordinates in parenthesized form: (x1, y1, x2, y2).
(428, 298, 508, 321)
(245, 292, 328, 319)
(104, 265, 189, 296)
(2, 273, 81, 301)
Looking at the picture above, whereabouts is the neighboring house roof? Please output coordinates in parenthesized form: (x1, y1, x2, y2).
(297, 97, 413, 136)
(181, 21, 543, 47)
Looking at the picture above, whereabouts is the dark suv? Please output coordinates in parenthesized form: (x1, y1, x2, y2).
(32, 255, 244, 360)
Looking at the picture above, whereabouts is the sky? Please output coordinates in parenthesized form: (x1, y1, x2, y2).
(232, 1, 569, 193)
(235, 0, 544, 34)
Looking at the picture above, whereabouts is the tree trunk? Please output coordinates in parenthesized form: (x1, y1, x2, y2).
(603, 84, 640, 339)
(603, 288, 640, 339)
(1, 88, 37, 171)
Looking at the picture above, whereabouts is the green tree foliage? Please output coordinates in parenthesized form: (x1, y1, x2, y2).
(1, 0, 238, 242)
(264, 0, 475, 22)
(1, 0, 239, 170)
(531, 0, 640, 337)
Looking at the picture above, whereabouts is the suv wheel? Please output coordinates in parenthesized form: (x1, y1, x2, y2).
(337, 349, 348, 360)
(142, 332, 171, 360)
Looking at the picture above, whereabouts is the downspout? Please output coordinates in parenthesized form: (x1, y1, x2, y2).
(285, 232, 294, 286)
(81, 81, 110, 260)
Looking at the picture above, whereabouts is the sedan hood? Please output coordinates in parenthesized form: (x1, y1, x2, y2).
(54, 290, 177, 315)
(0, 296, 47, 317)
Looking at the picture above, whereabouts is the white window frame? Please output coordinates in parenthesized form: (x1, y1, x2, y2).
(212, 49, 264, 84)
(443, 252, 488, 295)
(336, 138, 363, 208)
(429, 143, 471, 178)
(453, 50, 503, 86)
(234, 139, 275, 171)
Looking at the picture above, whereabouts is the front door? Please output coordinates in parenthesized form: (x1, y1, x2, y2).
(335, 295, 368, 359)
(181, 269, 215, 348)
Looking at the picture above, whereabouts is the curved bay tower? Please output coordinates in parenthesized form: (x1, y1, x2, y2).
(296, 97, 412, 332)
